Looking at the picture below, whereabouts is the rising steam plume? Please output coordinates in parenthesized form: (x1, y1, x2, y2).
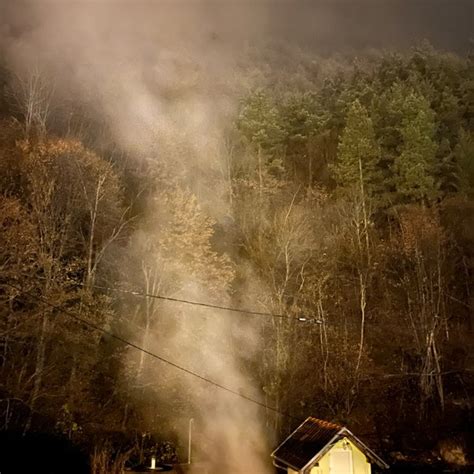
(0, 1, 277, 471)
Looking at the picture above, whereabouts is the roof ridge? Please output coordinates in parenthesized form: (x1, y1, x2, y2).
(307, 416, 343, 430)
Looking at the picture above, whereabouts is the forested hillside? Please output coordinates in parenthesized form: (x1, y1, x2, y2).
(0, 41, 473, 472)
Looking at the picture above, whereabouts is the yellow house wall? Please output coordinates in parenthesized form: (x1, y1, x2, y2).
(283, 438, 369, 474)
(311, 438, 371, 474)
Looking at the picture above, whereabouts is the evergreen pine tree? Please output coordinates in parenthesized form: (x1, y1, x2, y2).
(455, 128, 474, 195)
(331, 99, 382, 201)
(393, 92, 439, 203)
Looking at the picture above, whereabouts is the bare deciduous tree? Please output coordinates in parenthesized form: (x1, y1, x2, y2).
(7, 68, 54, 139)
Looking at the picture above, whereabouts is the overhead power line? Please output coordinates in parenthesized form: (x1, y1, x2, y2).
(4, 281, 472, 431)
(78, 282, 323, 324)
(5, 282, 299, 421)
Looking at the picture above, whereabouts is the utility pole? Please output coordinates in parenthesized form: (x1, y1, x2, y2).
(188, 418, 194, 465)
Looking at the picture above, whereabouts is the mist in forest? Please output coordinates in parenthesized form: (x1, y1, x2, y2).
(1, 1, 275, 471)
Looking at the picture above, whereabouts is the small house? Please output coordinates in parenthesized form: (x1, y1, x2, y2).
(271, 417, 388, 474)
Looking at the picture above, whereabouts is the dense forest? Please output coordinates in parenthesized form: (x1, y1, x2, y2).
(0, 32, 473, 473)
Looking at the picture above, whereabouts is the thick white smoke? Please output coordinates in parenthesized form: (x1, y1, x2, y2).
(0, 1, 275, 471)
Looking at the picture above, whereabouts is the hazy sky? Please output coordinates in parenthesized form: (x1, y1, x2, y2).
(1, 0, 472, 55)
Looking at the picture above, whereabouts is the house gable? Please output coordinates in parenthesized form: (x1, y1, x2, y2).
(271, 417, 388, 472)
(306, 437, 371, 473)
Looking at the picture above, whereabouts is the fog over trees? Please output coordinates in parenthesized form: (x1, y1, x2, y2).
(0, 1, 473, 473)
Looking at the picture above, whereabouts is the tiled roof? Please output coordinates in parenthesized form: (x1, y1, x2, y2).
(272, 417, 343, 471)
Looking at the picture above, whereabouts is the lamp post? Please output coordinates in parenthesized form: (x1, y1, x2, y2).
(188, 418, 194, 465)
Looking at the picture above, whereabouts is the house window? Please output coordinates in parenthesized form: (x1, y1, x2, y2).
(329, 449, 353, 474)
